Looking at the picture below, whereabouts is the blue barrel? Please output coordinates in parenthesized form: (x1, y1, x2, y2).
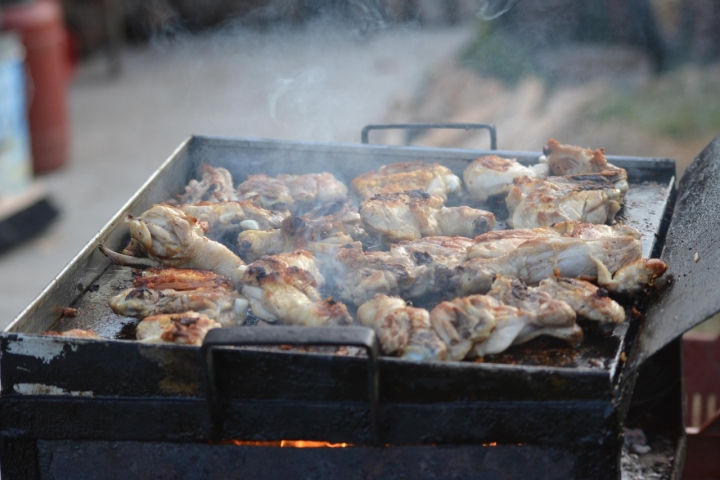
(0, 31, 32, 195)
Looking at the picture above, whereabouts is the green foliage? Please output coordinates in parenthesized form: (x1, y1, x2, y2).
(460, 22, 534, 85)
(587, 68, 720, 140)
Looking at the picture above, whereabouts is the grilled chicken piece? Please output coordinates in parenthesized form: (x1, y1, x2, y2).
(240, 254, 351, 326)
(357, 295, 447, 361)
(430, 294, 582, 361)
(237, 202, 362, 262)
(123, 204, 246, 286)
(178, 201, 290, 239)
(236, 173, 348, 212)
(329, 236, 472, 305)
(175, 164, 237, 204)
(351, 161, 462, 201)
(467, 226, 564, 260)
(535, 277, 625, 323)
(487, 275, 577, 325)
(594, 258, 668, 295)
(543, 138, 619, 176)
(360, 190, 494, 244)
(109, 268, 248, 326)
(136, 311, 221, 346)
(242, 250, 325, 286)
(43, 329, 101, 339)
(506, 170, 628, 228)
(464, 155, 548, 203)
(453, 222, 655, 295)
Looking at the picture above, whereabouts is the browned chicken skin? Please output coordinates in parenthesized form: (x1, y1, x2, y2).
(136, 311, 221, 346)
(351, 161, 462, 201)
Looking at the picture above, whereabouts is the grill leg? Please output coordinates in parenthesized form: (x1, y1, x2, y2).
(0, 438, 40, 480)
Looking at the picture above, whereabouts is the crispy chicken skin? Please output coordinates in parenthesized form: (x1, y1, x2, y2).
(43, 329, 101, 339)
(109, 268, 248, 326)
(175, 164, 237, 204)
(179, 200, 289, 238)
(125, 204, 246, 286)
(240, 254, 352, 326)
(453, 223, 653, 295)
(358, 295, 447, 361)
(430, 294, 582, 361)
(506, 170, 627, 228)
(464, 155, 548, 203)
(136, 311, 221, 346)
(236, 173, 348, 212)
(351, 161, 462, 201)
(360, 190, 494, 243)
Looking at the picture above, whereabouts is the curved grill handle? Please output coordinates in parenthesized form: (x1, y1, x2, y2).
(201, 326, 380, 445)
(361, 122, 497, 150)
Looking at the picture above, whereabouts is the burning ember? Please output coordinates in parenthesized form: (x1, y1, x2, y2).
(229, 440, 351, 448)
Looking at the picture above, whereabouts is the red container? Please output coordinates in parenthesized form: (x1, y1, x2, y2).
(683, 332, 720, 479)
(1, 0, 70, 173)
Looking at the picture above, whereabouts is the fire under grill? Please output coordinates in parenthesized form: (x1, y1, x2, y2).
(3, 126, 720, 479)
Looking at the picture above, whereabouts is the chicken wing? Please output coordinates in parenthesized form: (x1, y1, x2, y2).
(357, 295, 447, 361)
(351, 161, 462, 201)
(464, 155, 548, 203)
(360, 190, 494, 244)
(542, 138, 620, 176)
(430, 294, 582, 361)
(175, 164, 237, 204)
(124, 204, 246, 286)
(136, 311, 221, 346)
(109, 268, 248, 326)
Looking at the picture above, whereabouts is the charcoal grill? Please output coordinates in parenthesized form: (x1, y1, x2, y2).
(2, 125, 719, 479)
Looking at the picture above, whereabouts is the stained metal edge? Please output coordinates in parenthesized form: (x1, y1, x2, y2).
(3, 137, 193, 334)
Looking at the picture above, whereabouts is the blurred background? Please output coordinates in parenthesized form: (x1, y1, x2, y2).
(2, 0, 720, 336)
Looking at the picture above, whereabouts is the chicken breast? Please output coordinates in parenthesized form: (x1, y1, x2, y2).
(236, 172, 348, 212)
(358, 295, 447, 361)
(506, 170, 628, 229)
(178, 201, 290, 239)
(136, 311, 221, 346)
(360, 190, 494, 244)
(453, 222, 659, 295)
(351, 161, 462, 201)
(464, 155, 548, 203)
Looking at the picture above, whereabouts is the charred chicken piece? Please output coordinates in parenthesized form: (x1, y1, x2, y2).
(109, 268, 248, 326)
(236, 172, 348, 212)
(360, 190, 494, 244)
(42, 329, 101, 339)
(594, 258, 668, 295)
(357, 295, 447, 361)
(121, 204, 246, 286)
(175, 164, 237, 204)
(487, 275, 577, 326)
(351, 161, 462, 201)
(535, 277, 625, 323)
(506, 170, 628, 229)
(240, 254, 351, 326)
(237, 202, 361, 263)
(136, 311, 221, 346)
(453, 222, 661, 295)
(328, 237, 472, 306)
(464, 155, 548, 203)
(430, 294, 582, 361)
(542, 138, 620, 176)
(178, 200, 290, 239)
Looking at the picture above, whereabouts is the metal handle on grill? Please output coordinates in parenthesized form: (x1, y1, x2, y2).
(201, 326, 381, 445)
(361, 122, 497, 150)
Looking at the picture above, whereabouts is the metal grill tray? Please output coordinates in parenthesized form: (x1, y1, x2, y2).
(0, 136, 676, 448)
